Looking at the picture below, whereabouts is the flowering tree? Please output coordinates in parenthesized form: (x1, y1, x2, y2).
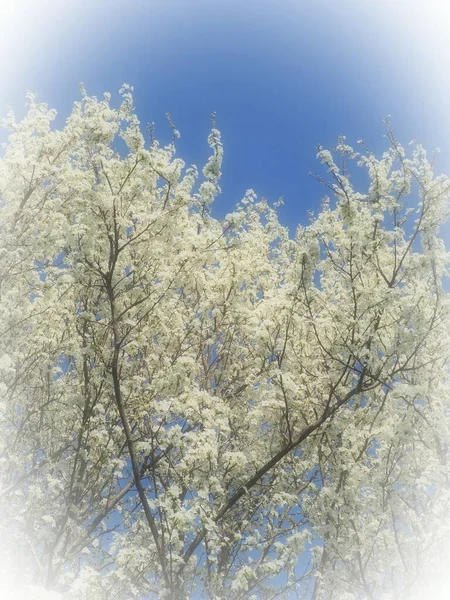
(0, 87, 449, 600)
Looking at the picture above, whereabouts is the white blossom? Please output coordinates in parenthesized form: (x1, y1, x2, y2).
(0, 87, 449, 600)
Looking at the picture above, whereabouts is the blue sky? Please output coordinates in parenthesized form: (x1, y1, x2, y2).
(2, 0, 450, 232)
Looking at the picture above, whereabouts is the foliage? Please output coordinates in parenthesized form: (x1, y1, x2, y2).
(0, 87, 449, 600)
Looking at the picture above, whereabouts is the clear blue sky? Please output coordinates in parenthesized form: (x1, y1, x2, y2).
(2, 0, 450, 232)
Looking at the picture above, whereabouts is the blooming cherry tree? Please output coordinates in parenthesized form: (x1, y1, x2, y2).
(0, 88, 449, 600)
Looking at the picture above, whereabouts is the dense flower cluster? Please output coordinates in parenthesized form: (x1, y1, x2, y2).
(0, 88, 449, 599)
